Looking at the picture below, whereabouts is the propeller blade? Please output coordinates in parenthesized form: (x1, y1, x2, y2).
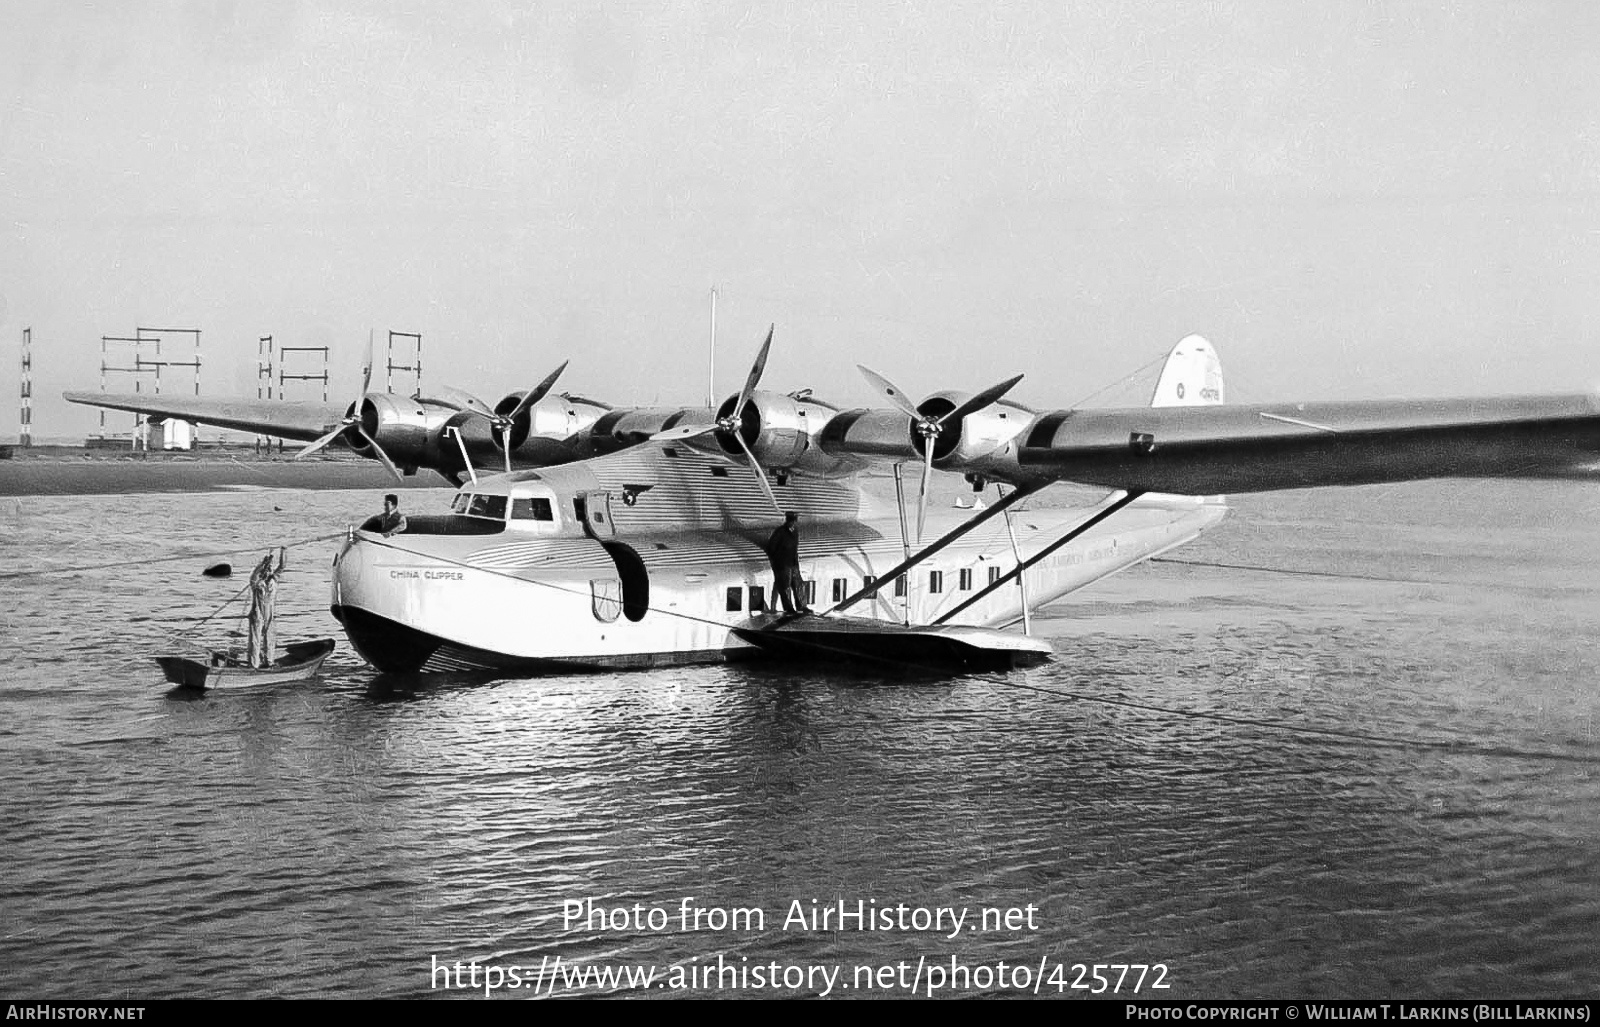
(650, 422, 718, 442)
(857, 365, 925, 422)
(360, 330, 375, 397)
(733, 325, 774, 418)
(937, 373, 1025, 426)
(509, 361, 570, 422)
(296, 424, 348, 459)
(503, 436, 512, 475)
(356, 425, 405, 482)
(414, 394, 492, 415)
(460, 394, 498, 417)
(916, 444, 934, 544)
(734, 432, 783, 515)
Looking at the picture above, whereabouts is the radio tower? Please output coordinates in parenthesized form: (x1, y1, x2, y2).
(19, 327, 31, 447)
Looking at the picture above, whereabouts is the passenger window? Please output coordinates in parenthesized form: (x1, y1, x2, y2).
(893, 575, 907, 597)
(929, 570, 943, 594)
(511, 497, 554, 521)
(804, 580, 817, 605)
(863, 574, 876, 591)
(725, 586, 742, 612)
(831, 578, 847, 602)
(988, 566, 1002, 585)
(749, 586, 766, 612)
(959, 568, 973, 591)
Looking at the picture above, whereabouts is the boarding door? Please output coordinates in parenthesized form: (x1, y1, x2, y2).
(579, 490, 616, 540)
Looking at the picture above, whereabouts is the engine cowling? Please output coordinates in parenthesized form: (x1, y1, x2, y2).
(814, 393, 1035, 483)
(492, 392, 607, 452)
(913, 390, 1034, 482)
(345, 393, 439, 471)
(695, 390, 863, 478)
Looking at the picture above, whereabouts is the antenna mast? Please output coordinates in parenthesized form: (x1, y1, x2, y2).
(707, 285, 717, 409)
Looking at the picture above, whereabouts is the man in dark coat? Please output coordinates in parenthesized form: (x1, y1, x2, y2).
(765, 511, 810, 615)
(377, 493, 408, 537)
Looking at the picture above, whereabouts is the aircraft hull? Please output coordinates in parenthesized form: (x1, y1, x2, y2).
(328, 498, 1228, 675)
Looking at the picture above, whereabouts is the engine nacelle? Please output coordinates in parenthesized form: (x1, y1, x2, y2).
(814, 393, 1035, 483)
(355, 393, 502, 474)
(914, 390, 1034, 482)
(492, 392, 608, 452)
(348, 393, 445, 470)
(695, 390, 863, 478)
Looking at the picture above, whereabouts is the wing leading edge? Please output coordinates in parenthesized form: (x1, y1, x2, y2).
(63, 392, 344, 443)
(1018, 394, 1600, 494)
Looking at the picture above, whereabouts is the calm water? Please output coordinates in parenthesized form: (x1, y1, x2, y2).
(1, 481, 1598, 999)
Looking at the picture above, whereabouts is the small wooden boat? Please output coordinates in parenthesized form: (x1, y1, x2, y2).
(156, 638, 336, 691)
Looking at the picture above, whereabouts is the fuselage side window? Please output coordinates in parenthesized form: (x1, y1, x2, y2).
(988, 565, 1002, 585)
(511, 497, 554, 521)
(831, 577, 847, 602)
(468, 494, 507, 519)
(749, 585, 766, 612)
(959, 568, 973, 591)
(893, 575, 907, 597)
(451, 493, 470, 513)
(725, 586, 742, 612)
(804, 580, 817, 605)
(929, 570, 943, 594)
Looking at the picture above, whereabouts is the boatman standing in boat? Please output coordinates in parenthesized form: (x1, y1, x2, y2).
(377, 493, 408, 538)
(765, 511, 811, 615)
(246, 549, 284, 669)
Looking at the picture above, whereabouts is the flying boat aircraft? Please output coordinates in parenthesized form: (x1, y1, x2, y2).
(324, 329, 1600, 675)
(65, 340, 716, 485)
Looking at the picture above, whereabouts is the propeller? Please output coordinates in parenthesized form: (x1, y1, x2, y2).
(296, 336, 404, 482)
(416, 361, 570, 474)
(486, 361, 569, 473)
(652, 326, 782, 514)
(856, 366, 1024, 542)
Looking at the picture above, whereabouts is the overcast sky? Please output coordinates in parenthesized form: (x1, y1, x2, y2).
(3, 1, 1599, 441)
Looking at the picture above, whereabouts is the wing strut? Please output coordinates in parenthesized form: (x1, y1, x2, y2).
(825, 480, 1047, 616)
(932, 489, 1145, 626)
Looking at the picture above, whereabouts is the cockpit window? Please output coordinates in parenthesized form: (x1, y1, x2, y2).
(451, 494, 470, 513)
(467, 494, 508, 519)
(511, 497, 554, 521)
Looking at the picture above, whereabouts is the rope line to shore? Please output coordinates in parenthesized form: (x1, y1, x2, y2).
(1148, 556, 1587, 594)
(0, 532, 346, 580)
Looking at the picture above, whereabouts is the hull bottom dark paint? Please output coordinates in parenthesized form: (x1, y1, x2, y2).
(331, 605, 763, 675)
(731, 623, 1052, 672)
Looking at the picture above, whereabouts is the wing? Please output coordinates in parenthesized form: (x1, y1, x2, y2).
(1017, 395, 1600, 493)
(63, 391, 345, 443)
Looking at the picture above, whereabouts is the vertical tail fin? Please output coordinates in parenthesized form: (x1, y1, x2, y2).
(1150, 334, 1223, 408)
(1149, 335, 1227, 507)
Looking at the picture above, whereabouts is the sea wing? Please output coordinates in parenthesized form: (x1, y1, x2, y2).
(1017, 394, 1600, 493)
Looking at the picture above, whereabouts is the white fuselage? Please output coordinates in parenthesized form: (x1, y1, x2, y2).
(329, 442, 1225, 673)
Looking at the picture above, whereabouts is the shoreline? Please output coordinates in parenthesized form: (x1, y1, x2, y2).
(0, 453, 447, 496)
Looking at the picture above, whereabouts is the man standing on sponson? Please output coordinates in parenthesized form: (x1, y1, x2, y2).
(765, 511, 810, 615)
